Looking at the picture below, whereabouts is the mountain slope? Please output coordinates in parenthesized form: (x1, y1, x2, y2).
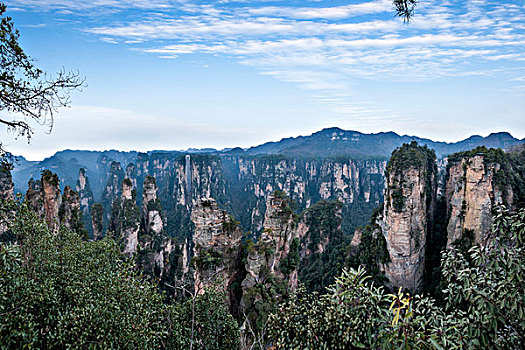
(244, 128, 523, 158)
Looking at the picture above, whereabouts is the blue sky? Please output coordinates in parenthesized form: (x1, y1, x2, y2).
(1, 0, 524, 160)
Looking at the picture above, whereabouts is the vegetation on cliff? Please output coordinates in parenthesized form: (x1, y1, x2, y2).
(0, 200, 240, 349)
(269, 207, 525, 349)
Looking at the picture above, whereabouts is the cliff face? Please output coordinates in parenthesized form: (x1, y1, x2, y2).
(110, 178, 141, 255)
(222, 156, 386, 233)
(0, 164, 14, 201)
(101, 161, 124, 221)
(60, 186, 87, 238)
(42, 171, 62, 232)
(142, 176, 164, 236)
(91, 203, 104, 240)
(26, 178, 43, 217)
(139, 176, 174, 278)
(0, 164, 14, 235)
(445, 152, 514, 247)
(242, 193, 299, 296)
(191, 198, 243, 295)
(76, 168, 94, 236)
(380, 143, 437, 292)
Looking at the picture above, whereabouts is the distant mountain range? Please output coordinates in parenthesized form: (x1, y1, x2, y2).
(11, 128, 524, 194)
(240, 128, 524, 159)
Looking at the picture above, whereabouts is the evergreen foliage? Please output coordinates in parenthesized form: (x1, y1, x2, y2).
(269, 207, 525, 349)
(0, 200, 241, 349)
(298, 200, 346, 293)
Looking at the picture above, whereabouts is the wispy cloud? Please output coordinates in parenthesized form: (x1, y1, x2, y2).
(9, 0, 525, 124)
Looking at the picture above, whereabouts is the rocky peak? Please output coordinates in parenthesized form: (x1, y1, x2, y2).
(0, 162, 14, 201)
(60, 186, 86, 238)
(445, 148, 515, 247)
(241, 193, 300, 308)
(91, 203, 104, 240)
(142, 176, 163, 236)
(121, 178, 134, 201)
(110, 178, 140, 255)
(41, 170, 62, 232)
(26, 178, 43, 216)
(101, 161, 124, 219)
(76, 168, 94, 234)
(191, 197, 243, 295)
(380, 142, 437, 292)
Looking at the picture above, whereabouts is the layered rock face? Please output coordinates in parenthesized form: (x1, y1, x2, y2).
(380, 143, 437, 292)
(22, 171, 87, 236)
(242, 193, 300, 295)
(77, 168, 94, 214)
(60, 186, 85, 236)
(101, 161, 124, 220)
(191, 198, 243, 295)
(223, 156, 386, 233)
(139, 176, 174, 277)
(445, 153, 513, 247)
(142, 176, 164, 237)
(110, 178, 141, 255)
(42, 170, 62, 232)
(76, 168, 94, 236)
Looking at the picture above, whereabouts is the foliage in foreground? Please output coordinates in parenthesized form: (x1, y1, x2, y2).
(269, 207, 525, 349)
(0, 200, 239, 349)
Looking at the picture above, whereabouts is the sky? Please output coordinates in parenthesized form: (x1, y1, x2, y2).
(1, 0, 524, 160)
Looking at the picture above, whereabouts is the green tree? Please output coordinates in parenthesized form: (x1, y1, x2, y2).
(441, 207, 525, 348)
(269, 207, 525, 349)
(0, 199, 241, 349)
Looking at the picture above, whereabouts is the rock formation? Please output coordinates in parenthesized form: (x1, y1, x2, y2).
(0, 163, 14, 235)
(101, 161, 124, 220)
(76, 168, 94, 235)
(380, 142, 437, 292)
(0, 163, 14, 201)
(60, 186, 87, 237)
(110, 178, 140, 255)
(25, 178, 43, 218)
(191, 197, 243, 295)
(139, 176, 173, 277)
(242, 192, 300, 295)
(91, 203, 104, 240)
(445, 149, 514, 247)
(41, 170, 62, 232)
(142, 176, 164, 237)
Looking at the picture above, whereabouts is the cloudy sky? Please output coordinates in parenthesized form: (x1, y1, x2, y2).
(2, 0, 524, 160)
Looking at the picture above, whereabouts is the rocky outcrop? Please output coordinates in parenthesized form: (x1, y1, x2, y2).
(0, 163, 14, 201)
(0, 163, 14, 235)
(110, 178, 141, 255)
(445, 151, 513, 247)
(91, 203, 104, 240)
(42, 170, 62, 232)
(26, 178, 43, 218)
(380, 142, 437, 292)
(101, 161, 124, 220)
(222, 156, 386, 233)
(76, 168, 94, 215)
(60, 186, 86, 237)
(139, 176, 173, 278)
(191, 197, 243, 295)
(242, 193, 300, 295)
(76, 168, 94, 235)
(142, 176, 164, 236)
